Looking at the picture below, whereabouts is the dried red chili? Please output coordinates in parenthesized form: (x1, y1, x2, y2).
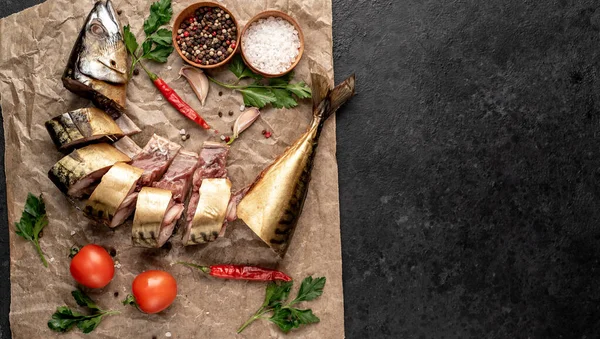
(177, 262, 292, 282)
(141, 65, 211, 130)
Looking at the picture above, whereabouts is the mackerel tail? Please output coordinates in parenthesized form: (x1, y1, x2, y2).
(236, 70, 356, 257)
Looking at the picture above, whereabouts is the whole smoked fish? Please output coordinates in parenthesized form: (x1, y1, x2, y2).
(236, 71, 356, 256)
(62, 0, 128, 118)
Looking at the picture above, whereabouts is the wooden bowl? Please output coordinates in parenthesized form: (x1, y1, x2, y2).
(240, 10, 305, 78)
(172, 2, 241, 69)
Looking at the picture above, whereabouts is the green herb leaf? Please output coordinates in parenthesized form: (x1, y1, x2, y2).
(269, 308, 295, 333)
(142, 40, 153, 57)
(77, 317, 102, 334)
(123, 25, 139, 56)
(24, 193, 45, 218)
(48, 291, 118, 334)
(269, 71, 295, 86)
(48, 315, 79, 332)
(229, 55, 262, 80)
(264, 281, 293, 308)
(271, 88, 298, 109)
(293, 276, 326, 303)
(143, 0, 173, 36)
(72, 290, 100, 311)
(290, 308, 320, 325)
(15, 193, 48, 267)
(14, 216, 33, 241)
(48, 306, 84, 333)
(149, 28, 173, 46)
(238, 87, 277, 108)
(32, 215, 48, 240)
(286, 81, 312, 99)
(238, 276, 325, 334)
(144, 44, 174, 63)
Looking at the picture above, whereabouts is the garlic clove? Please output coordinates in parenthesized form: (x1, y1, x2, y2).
(232, 107, 261, 139)
(179, 66, 210, 106)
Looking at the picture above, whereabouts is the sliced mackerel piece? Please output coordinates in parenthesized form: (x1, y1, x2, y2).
(48, 143, 130, 198)
(84, 162, 144, 228)
(45, 107, 123, 152)
(152, 150, 200, 203)
(132, 187, 184, 248)
(183, 142, 231, 246)
(130, 134, 182, 187)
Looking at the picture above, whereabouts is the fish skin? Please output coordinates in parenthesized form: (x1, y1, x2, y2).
(45, 107, 123, 152)
(45, 113, 84, 151)
(48, 143, 130, 197)
(236, 73, 356, 257)
(132, 187, 177, 248)
(84, 162, 144, 227)
(183, 178, 232, 245)
(62, 0, 128, 118)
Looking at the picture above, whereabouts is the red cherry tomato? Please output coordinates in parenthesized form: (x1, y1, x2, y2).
(132, 270, 177, 314)
(70, 244, 114, 289)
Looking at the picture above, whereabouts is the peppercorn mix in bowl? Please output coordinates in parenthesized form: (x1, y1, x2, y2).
(240, 10, 305, 78)
(172, 2, 240, 69)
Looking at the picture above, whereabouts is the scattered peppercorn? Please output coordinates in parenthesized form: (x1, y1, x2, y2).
(262, 130, 267, 135)
(176, 6, 237, 66)
(224, 136, 231, 143)
(218, 111, 223, 117)
(133, 68, 140, 76)
(218, 91, 223, 96)
(264, 131, 272, 138)
(228, 110, 234, 116)
(117, 9, 122, 15)
(114, 292, 119, 298)
(109, 248, 117, 257)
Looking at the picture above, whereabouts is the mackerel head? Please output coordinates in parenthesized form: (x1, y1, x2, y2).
(236, 66, 356, 257)
(63, 0, 128, 118)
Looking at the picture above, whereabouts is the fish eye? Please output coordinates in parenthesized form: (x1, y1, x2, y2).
(90, 22, 106, 36)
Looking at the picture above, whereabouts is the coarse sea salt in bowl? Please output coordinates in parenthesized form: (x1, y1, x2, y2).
(240, 10, 305, 78)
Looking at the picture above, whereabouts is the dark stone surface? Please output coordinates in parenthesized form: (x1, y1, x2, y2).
(3, 0, 600, 338)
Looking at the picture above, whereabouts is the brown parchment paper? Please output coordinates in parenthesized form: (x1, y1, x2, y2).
(0, 0, 343, 338)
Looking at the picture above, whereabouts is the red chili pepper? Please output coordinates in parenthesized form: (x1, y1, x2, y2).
(140, 67, 211, 130)
(177, 262, 292, 282)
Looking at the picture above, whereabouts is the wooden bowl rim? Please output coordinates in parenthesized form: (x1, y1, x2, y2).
(172, 1, 241, 69)
(240, 10, 305, 78)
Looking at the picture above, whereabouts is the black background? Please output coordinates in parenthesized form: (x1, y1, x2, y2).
(3, 0, 600, 338)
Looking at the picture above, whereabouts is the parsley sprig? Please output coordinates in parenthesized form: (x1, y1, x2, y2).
(14, 193, 48, 267)
(48, 290, 119, 334)
(237, 276, 326, 333)
(123, 0, 174, 76)
(209, 55, 312, 109)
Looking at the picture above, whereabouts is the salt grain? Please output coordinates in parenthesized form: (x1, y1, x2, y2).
(242, 16, 300, 74)
(240, 104, 245, 111)
(165, 332, 172, 337)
